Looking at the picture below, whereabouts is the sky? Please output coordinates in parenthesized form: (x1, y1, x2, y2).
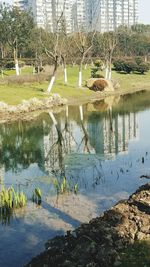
(139, 0, 150, 24)
(3, 0, 150, 25)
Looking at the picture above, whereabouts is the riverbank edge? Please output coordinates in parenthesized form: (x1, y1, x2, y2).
(25, 183, 150, 267)
(0, 86, 149, 123)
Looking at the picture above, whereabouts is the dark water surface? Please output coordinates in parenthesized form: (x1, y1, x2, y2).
(0, 91, 150, 267)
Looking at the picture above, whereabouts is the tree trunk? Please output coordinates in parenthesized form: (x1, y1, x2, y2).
(14, 48, 20, 76)
(47, 76, 56, 93)
(105, 66, 109, 79)
(79, 105, 84, 121)
(15, 59, 20, 76)
(108, 65, 112, 80)
(64, 67, 68, 84)
(47, 58, 58, 93)
(61, 56, 68, 85)
(78, 68, 82, 87)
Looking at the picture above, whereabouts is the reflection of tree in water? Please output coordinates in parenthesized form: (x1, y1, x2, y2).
(44, 109, 78, 177)
(78, 106, 95, 154)
(0, 120, 45, 172)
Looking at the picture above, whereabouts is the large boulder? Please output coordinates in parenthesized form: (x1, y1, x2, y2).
(86, 78, 114, 92)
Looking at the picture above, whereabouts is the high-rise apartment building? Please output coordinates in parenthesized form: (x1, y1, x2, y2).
(27, 0, 73, 33)
(87, 0, 139, 33)
(13, 0, 139, 33)
(72, 0, 86, 31)
(13, 0, 28, 10)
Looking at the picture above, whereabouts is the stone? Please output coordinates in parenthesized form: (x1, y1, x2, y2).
(86, 78, 114, 92)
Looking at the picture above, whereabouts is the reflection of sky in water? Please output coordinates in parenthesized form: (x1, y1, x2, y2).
(0, 92, 150, 267)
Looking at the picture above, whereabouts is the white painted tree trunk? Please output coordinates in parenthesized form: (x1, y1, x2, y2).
(1, 70, 4, 78)
(78, 70, 82, 87)
(66, 105, 69, 118)
(79, 106, 83, 121)
(105, 67, 109, 79)
(47, 76, 55, 93)
(33, 67, 35, 75)
(108, 69, 112, 80)
(64, 67, 68, 84)
(49, 112, 57, 125)
(15, 59, 20, 76)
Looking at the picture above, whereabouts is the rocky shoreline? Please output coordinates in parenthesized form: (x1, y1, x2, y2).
(0, 94, 67, 123)
(25, 183, 150, 267)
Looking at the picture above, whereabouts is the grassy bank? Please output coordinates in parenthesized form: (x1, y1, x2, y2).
(0, 65, 150, 105)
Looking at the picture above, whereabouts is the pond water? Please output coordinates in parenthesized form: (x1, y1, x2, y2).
(0, 91, 150, 267)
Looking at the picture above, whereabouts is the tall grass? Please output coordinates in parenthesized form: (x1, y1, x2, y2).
(53, 177, 78, 195)
(0, 186, 27, 225)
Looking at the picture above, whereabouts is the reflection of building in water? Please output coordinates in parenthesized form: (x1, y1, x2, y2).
(88, 112, 139, 156)
(43, 110, 139, 174)
(103, 113, 139, 155)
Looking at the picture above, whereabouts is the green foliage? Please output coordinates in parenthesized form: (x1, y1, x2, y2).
(136, 63, 150, 74)
(53, 177, 79, 195)
(0, 4, 34, 60)
(32, 188, 42, 205)
(135, 56, 143, 65)
(0, 186, 27, 210)
(123, 60, 138, 74)
(91, 59, 104, 78)
(114, 59, 150, 75)
(113, 59, 125, 72)
(5, 61, 15, 69)
(94, 59, 103, 68)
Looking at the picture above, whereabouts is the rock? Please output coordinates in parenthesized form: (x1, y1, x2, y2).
(0, 95, 67, 119)
(136, 232, 147, 240)
(86, 78, 114, 92)
(86, 78, 98, 88)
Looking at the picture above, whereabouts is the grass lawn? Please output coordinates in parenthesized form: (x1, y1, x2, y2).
(0, 65, 150, 105)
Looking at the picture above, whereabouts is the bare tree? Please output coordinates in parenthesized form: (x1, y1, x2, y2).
(102, 32, 117, 80)
(73, 31, 96, 87)
(42, 1, 68, 92)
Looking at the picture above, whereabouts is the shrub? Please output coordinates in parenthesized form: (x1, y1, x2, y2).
(5, 61, 15, 69)
(123, 61, 138, 74)
(135, 56, 143, 65)
(93, 74, 104, 78)
(136, 63, 150, 74)
(113, 59, 138, 74)
(94, 59, 104, 68)
(113, 59, 125, 72)
(91, 59, 104, 78)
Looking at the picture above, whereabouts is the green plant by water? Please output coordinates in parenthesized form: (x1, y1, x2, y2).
(0, 186, 27, 211)
(0, 186, 27, 224)
(53, 177, 78, 195)
(0, 185, 42, 225)
(32, 187, 42, 205)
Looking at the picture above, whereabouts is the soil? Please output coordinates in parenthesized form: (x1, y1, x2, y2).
(25, 183, 150, 267)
